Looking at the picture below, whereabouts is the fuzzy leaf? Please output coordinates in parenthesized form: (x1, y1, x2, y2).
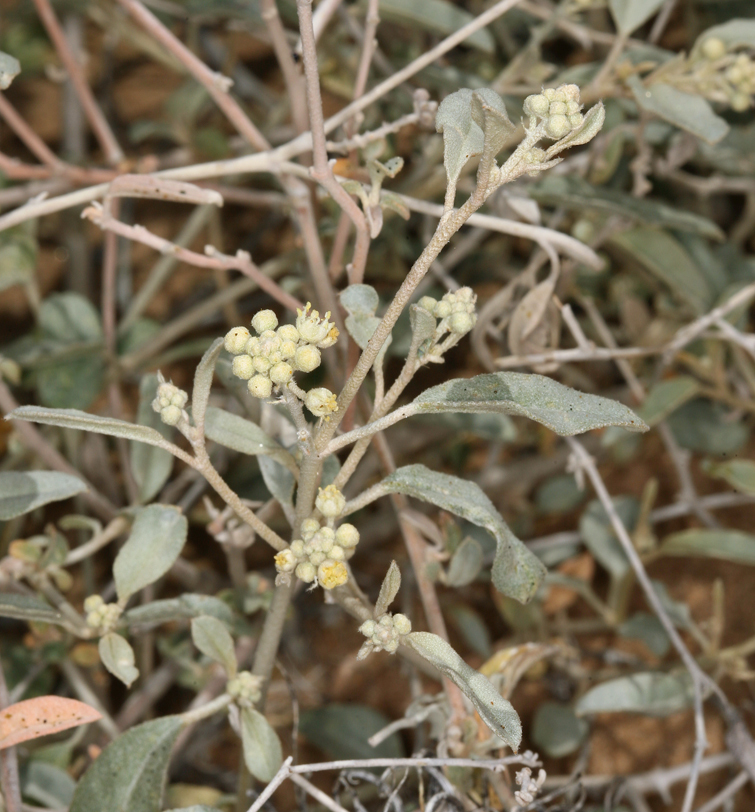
(379, 465, 545, 603)
(131, 375, 174, 503)
(240, 707, 283, 783)
(658, 529, 755, 565)
(470, 89, 515, 157)
(204, 407, 296, 472)
(0, 51, 20, 89)
(545, 102, 606, 159)
(404, 632, 522, 749)
(702, 459, 755, 496)
(435, 89, 484, 190)
(192, 338, 224, 429)
(375, 561, 402, 617)
(113, 505, 188, 603)
(637, 376, 701, 427)
(123, 595, 234, 628)
(69, 715, 183, 812)
(0, 592, 63, 625)
(576, 671, 694, 717)
(0, 471, 88, 520)
(0, 697, 101, 751)
(411, 372, 647, 434)
(609, 0, 666, 35)
(191, 615, 237, 677)
(531, 702, 588, 757)
(99, 633, 140, 688)
(409, 304, 437, 346)
(446, 537, 484, 587)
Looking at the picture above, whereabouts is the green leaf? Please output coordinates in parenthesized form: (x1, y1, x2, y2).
(21, 760, 76, 807)
(667, 399, 749, 455)
(239, 707, 283, 783)
(7, 406, 181, 450)
(98, 633, 140, 688)
(379, 464, 545, 603)
(409, 303, 437, 347)
(370, 0, 494, 53)
(113, 505, 188, 603)
(203, 407, 296, 472)
(530, 176, 724, 240)
(122, 595, 234, 628)
(445, 536, 484, 587)
(416, 412, 517, 442)
(658, 529, 755, 565)
(692, 19, 755, 58)
(191, 616, 237, 677)
(576, 671, 694, 717)
(580, 497, 638, 579)
(35, 349, 106, 411)
(404, 632, 522, 750)
(0, 226, 37, 293)
(0, 471, 88, 520)
(40, 293, 102, 344)
(411, 372, 647, 435)
(470, 88, 515, 158)
(299, 704, 404, 760)
(191, 338, 224, 429)
(544, 102, 606, 159)
(637, 376, 701, 427)
(531, 702, 588, 757)
(610, 227, 713, 315)
(375, 561, 402, 617)
(0, 592, 63, 625)
(609, 0, 666, 35)
(258, 455, 295, 511)
(619, 612, 670, 657)
(130, 375, 174, 503)
(0, 51, 21, 89)
(435, 89, 484, 192)
(69, 715, 183, 812)
(628, 76, 729, 145)
(701, 458, 755, 496)
(341, 284, 383, 351)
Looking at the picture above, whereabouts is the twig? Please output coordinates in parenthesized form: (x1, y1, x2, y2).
(692, 770, 749, 812)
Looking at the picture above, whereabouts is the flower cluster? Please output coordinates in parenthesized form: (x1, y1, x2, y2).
(514, 767, 547, 806)
(722, 52, 755, 111)
(227, 671, 263, 708)
(151, 373, 188, 427)
(523, 84, 584, 139)
(357, 613, 412, 659)
(84, 594, 122, 633)
(418, 287, 478, 337)
(693, 38, 754, 112)
(224, 305, 339, 400)
(274, 515, 359, 589)
(305, 387, 338, 419)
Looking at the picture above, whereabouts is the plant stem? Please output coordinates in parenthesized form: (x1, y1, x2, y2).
(251, 581, 294, 694)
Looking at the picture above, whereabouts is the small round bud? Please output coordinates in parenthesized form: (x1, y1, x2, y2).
(275, 549, 297, 573)
(305, 387, 337, 418)
(308, 550, 326, 566)
(248, 375, 272, 399)
(449, 312, 475, 335)
(384, 638, 399, 653)
(294, 345, 321, 373)
(568, 113, 584, 129)
(434, 300, 452, 319)
(252, 310, 278, 334)
(566, 100, 581, 116)
(318, 559, 348, 589)
(329, 544, 345, 561)
(295, 561, 317, 582)
(224, 326, 251, 355)
(545, 114, 571, 139)
(277, 324, 300, 343)
(392, 614, 412, 635)
(560, 84, 580, 101)
(290, 539, 306, 557)
(245, 336, 261, 356)
(300, 518, 320, 540)
(84, 594, 104, 613)
(317, 527, 335, 543)
(280, 340, 297, 359)
(320, 536, 334, 554)
(524, 93, 550, 117)
(359, 620, 376, 637)
(252, 356, 271, 375)
(161, 405, 183, 426)
(543, 87, 557, 101)
(549, 101, 567, 116)
(730, 92, 751, 112)
(571, 218, 596, 243)
(316, 484, 346, 518)
(270, 362, 294, 385)
(701, 37, 727, 61)
(418, 296, 437, 312)
(335, 523, 360, 549)
(232, 354, 255, 380)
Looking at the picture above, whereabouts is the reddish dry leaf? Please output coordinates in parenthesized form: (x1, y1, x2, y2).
(0, 696, 102, 750)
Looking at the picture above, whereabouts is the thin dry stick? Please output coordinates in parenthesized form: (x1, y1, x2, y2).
(32, 0, 123, 164)
(0, 92, 66, 169)
(692, 770, 749, 812)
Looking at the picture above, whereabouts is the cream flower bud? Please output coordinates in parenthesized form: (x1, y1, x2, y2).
(224, 326, 251, 354)
(309, 550, 326, 566)
(277, 324, 300, 343)
(560, 84, 580, 101)
(434, 300, 452, 318)
(701, 37, 727, 61)
(232, 354, 255, 380)
(269, 362, 294, 385)
(245, 336, 261, 356)
(545, 114, 571, 139)
(305, 387, 337, 418)
(253, 356, 271, 374)
(392, 614, 412, 635)
(280, 340, 297, 359)
(294, 345, 321, 373)
(295, 561, 317, 582)
(300, 518, 320, 540)
(316, 485, 346, 518)
(549, 101, 567, 115)
(290, 539, 305, 557)
(384, 638, 399, 653)
(316, 326, 340, 349)
(248, 375, 272, 398)
(335, 523, 360, 548)
(275, 549, 297, 573)
(524, 93, 550, 117)
(296, 303, 336, 345)
(318, 559, 348, 589)
(568, 113, 584, 129)
(84, 594, 104, 613)
(161, 405, 183, 426)
(449, 312, 475, 335)
(329, 544, 345, 561)
(359, 620, 376, 637)
(566, 100, 581, 116)
(731, 92, 750, 112)
(252, 310, 278, 334)
(418, 296, 437, 312)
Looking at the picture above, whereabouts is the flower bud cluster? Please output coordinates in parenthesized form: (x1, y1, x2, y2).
(418, 286, 478, 337)
(523, 84, 584, 139)
(151, 373, 188, 427)
(224, 305, 339, 400)
(84, 594, 122, 633)
(305, 387, 338, 419)
(357, 613, 412, 659)
(227, 671, 263, 708)
(724, 53, 755, 111)
(274, 516, 359, 589)
(315, 485, 346, 518)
